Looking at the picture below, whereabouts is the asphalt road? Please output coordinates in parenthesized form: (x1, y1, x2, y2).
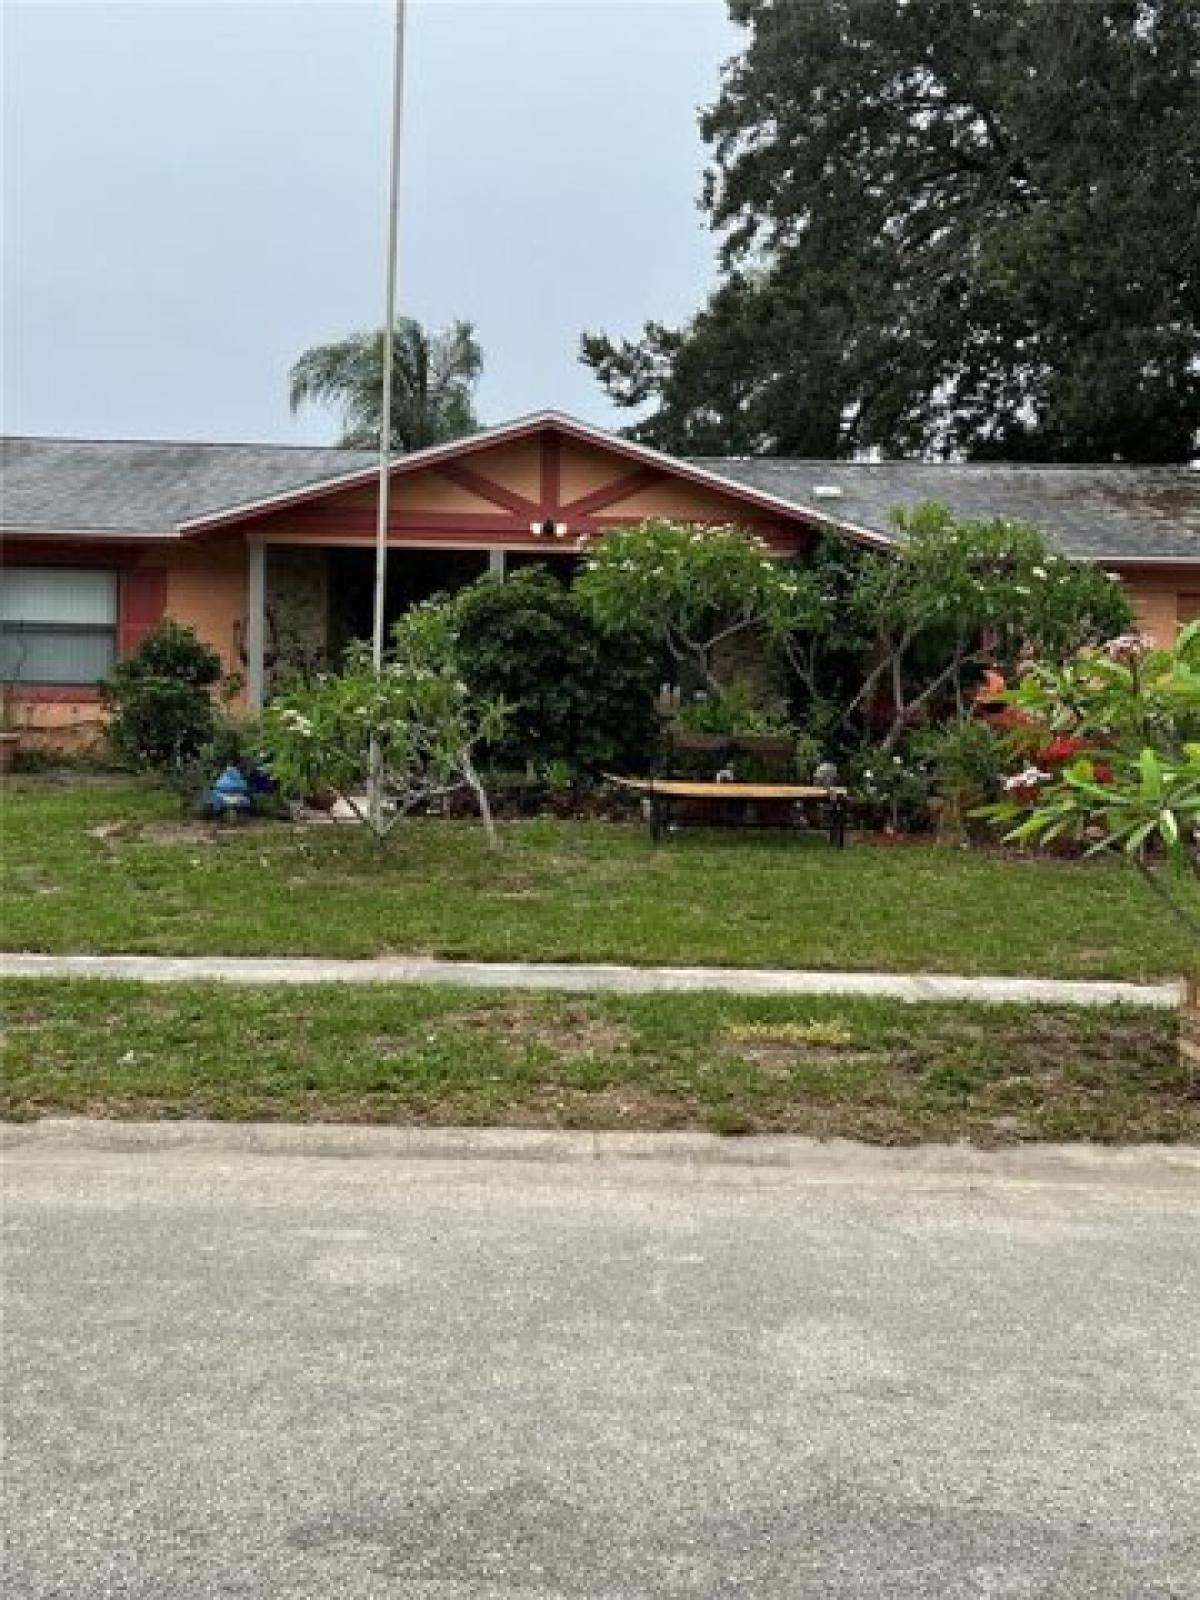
(3, 1125, 1199, 1599)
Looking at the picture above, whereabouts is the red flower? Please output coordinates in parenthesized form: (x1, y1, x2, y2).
(1040, 736, 1094, 765)
(1094, 764, 1115, 784)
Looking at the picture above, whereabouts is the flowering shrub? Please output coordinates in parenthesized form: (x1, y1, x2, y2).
(574, 519, 810, 696)
(982, 625, 1200, 948)
(844, 742, 935, 834)
(262, 600, 509, 845)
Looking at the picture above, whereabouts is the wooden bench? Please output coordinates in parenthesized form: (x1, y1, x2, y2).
(607, 775, 849, 846)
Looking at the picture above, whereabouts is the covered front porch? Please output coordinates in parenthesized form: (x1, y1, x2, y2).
(244, 542, 575, 704)
(222, 415, 818, 711)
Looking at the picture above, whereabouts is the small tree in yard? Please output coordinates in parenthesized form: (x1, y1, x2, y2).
(263, 599, 508, 846)
(784, 507, 1133, 752)
(103, 620, 225, 779)
(574, 519, 803, 695)
(983, 626, 1200, 951)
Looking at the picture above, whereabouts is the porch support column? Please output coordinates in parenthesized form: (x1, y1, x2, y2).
(488, 548, 506, 580)
(245, 539, 266, 711)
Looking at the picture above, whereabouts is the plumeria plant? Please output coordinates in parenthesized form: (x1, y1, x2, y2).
(981, 626, 1200, 948)
(574, 519, 811, 694)
(263, 599, 509, 847)
(800, 505, 1132, 753)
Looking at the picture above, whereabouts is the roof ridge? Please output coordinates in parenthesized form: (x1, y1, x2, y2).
(1, 434, 375, 453)
(692, 456, 1198, 473)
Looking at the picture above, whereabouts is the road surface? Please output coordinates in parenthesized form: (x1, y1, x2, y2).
(3, 1123, 1198, 1598)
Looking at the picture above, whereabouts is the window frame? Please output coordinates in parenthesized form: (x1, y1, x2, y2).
(0, 565, 120, 690)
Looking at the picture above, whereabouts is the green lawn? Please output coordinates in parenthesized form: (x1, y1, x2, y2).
(0, 777, 1186, 979)
(1, 980, 1185, 1143)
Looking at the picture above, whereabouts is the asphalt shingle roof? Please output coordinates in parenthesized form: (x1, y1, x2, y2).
(0, 437, 374, 535)
(689, 457, 1200, 563)
(2, 431, 1197, 563)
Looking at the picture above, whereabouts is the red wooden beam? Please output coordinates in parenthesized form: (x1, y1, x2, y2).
(432, 461, 540, 517)
(560, 466, 663, 518)
(276, 507, 535, 535)
(540, 431, 561, 517)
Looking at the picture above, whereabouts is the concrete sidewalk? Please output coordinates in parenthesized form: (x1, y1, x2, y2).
(0, 950, 1177, 1008)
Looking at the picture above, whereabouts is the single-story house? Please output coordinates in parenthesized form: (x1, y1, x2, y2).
(2, 409, 1198, 749)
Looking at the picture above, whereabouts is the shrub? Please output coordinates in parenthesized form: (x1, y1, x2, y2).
(452, 565, 660, 775)
(263, 598, 508, 846)
(914, 720, 1009, 838)
(675, 682, 793, 738)
(844, 741, 936, 833)
(982, 627, 1200, 950)
(102, 620, 224, 777)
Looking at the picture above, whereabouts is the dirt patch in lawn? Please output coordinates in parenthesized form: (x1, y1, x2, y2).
(442, 998, 635, 1058)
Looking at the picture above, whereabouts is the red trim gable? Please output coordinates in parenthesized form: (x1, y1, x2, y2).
(175, 412, 893, 551)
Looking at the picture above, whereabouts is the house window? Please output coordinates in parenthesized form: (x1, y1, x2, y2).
(0, 567, 119, 685)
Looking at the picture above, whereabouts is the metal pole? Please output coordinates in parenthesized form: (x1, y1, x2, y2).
(368, 0, 407, 830)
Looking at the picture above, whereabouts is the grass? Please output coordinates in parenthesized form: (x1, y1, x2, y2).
(1, 979, 1188, 1143)
(0, 776, 1188, 980)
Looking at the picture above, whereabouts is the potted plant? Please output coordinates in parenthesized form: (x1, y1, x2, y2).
(981, 627, 1200, 1069)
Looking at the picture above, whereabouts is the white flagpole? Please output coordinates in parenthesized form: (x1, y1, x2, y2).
(369, 0, 408, 831)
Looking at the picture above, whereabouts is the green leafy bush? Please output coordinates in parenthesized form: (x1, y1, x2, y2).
(452, 565, 660, 775)
(102, 620, 224, 777)
(844, 741, 936, 833)
(675, 682, 793, 737)
(914, 720, 1009, 838)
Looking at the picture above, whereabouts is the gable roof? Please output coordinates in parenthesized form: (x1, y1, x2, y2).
(692, 456, 1200, 565)
(0, 436, 374, 537)
(2, 414, 1198, 564)
(169, 410, 891, 546)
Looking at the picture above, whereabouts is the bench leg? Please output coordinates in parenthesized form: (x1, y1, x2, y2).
(830, 794, 848, 848)
(650, 794, 668, 842)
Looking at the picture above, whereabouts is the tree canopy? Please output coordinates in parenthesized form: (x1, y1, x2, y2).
(289, 317, 483, 451)
(582, 0, 1200, 462)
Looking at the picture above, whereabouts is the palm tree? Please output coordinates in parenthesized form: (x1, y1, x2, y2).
(289, 318, 483, 450)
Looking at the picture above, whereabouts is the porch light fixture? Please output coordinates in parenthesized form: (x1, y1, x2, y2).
(532, 518, 569, 539)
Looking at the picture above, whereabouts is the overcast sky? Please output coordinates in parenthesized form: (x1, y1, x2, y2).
(3, 0, 739, 444)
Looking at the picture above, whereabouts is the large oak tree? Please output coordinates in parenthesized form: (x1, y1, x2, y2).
(582, 0, 1199, 461)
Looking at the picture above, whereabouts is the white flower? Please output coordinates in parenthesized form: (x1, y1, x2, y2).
(1004, 766, 1051, 792)
(1104, 632, 1153, 663)
(1032, 566, 1047, 579)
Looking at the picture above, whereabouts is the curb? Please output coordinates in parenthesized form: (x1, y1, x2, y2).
(3, 1118, 1199, 1188)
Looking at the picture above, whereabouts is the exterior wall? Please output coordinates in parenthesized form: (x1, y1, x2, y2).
(1117, 568, 1192, 645)
(2, 543, 164, 751)
(162, 537, 247, 682)
(3, 536, 248, 747)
